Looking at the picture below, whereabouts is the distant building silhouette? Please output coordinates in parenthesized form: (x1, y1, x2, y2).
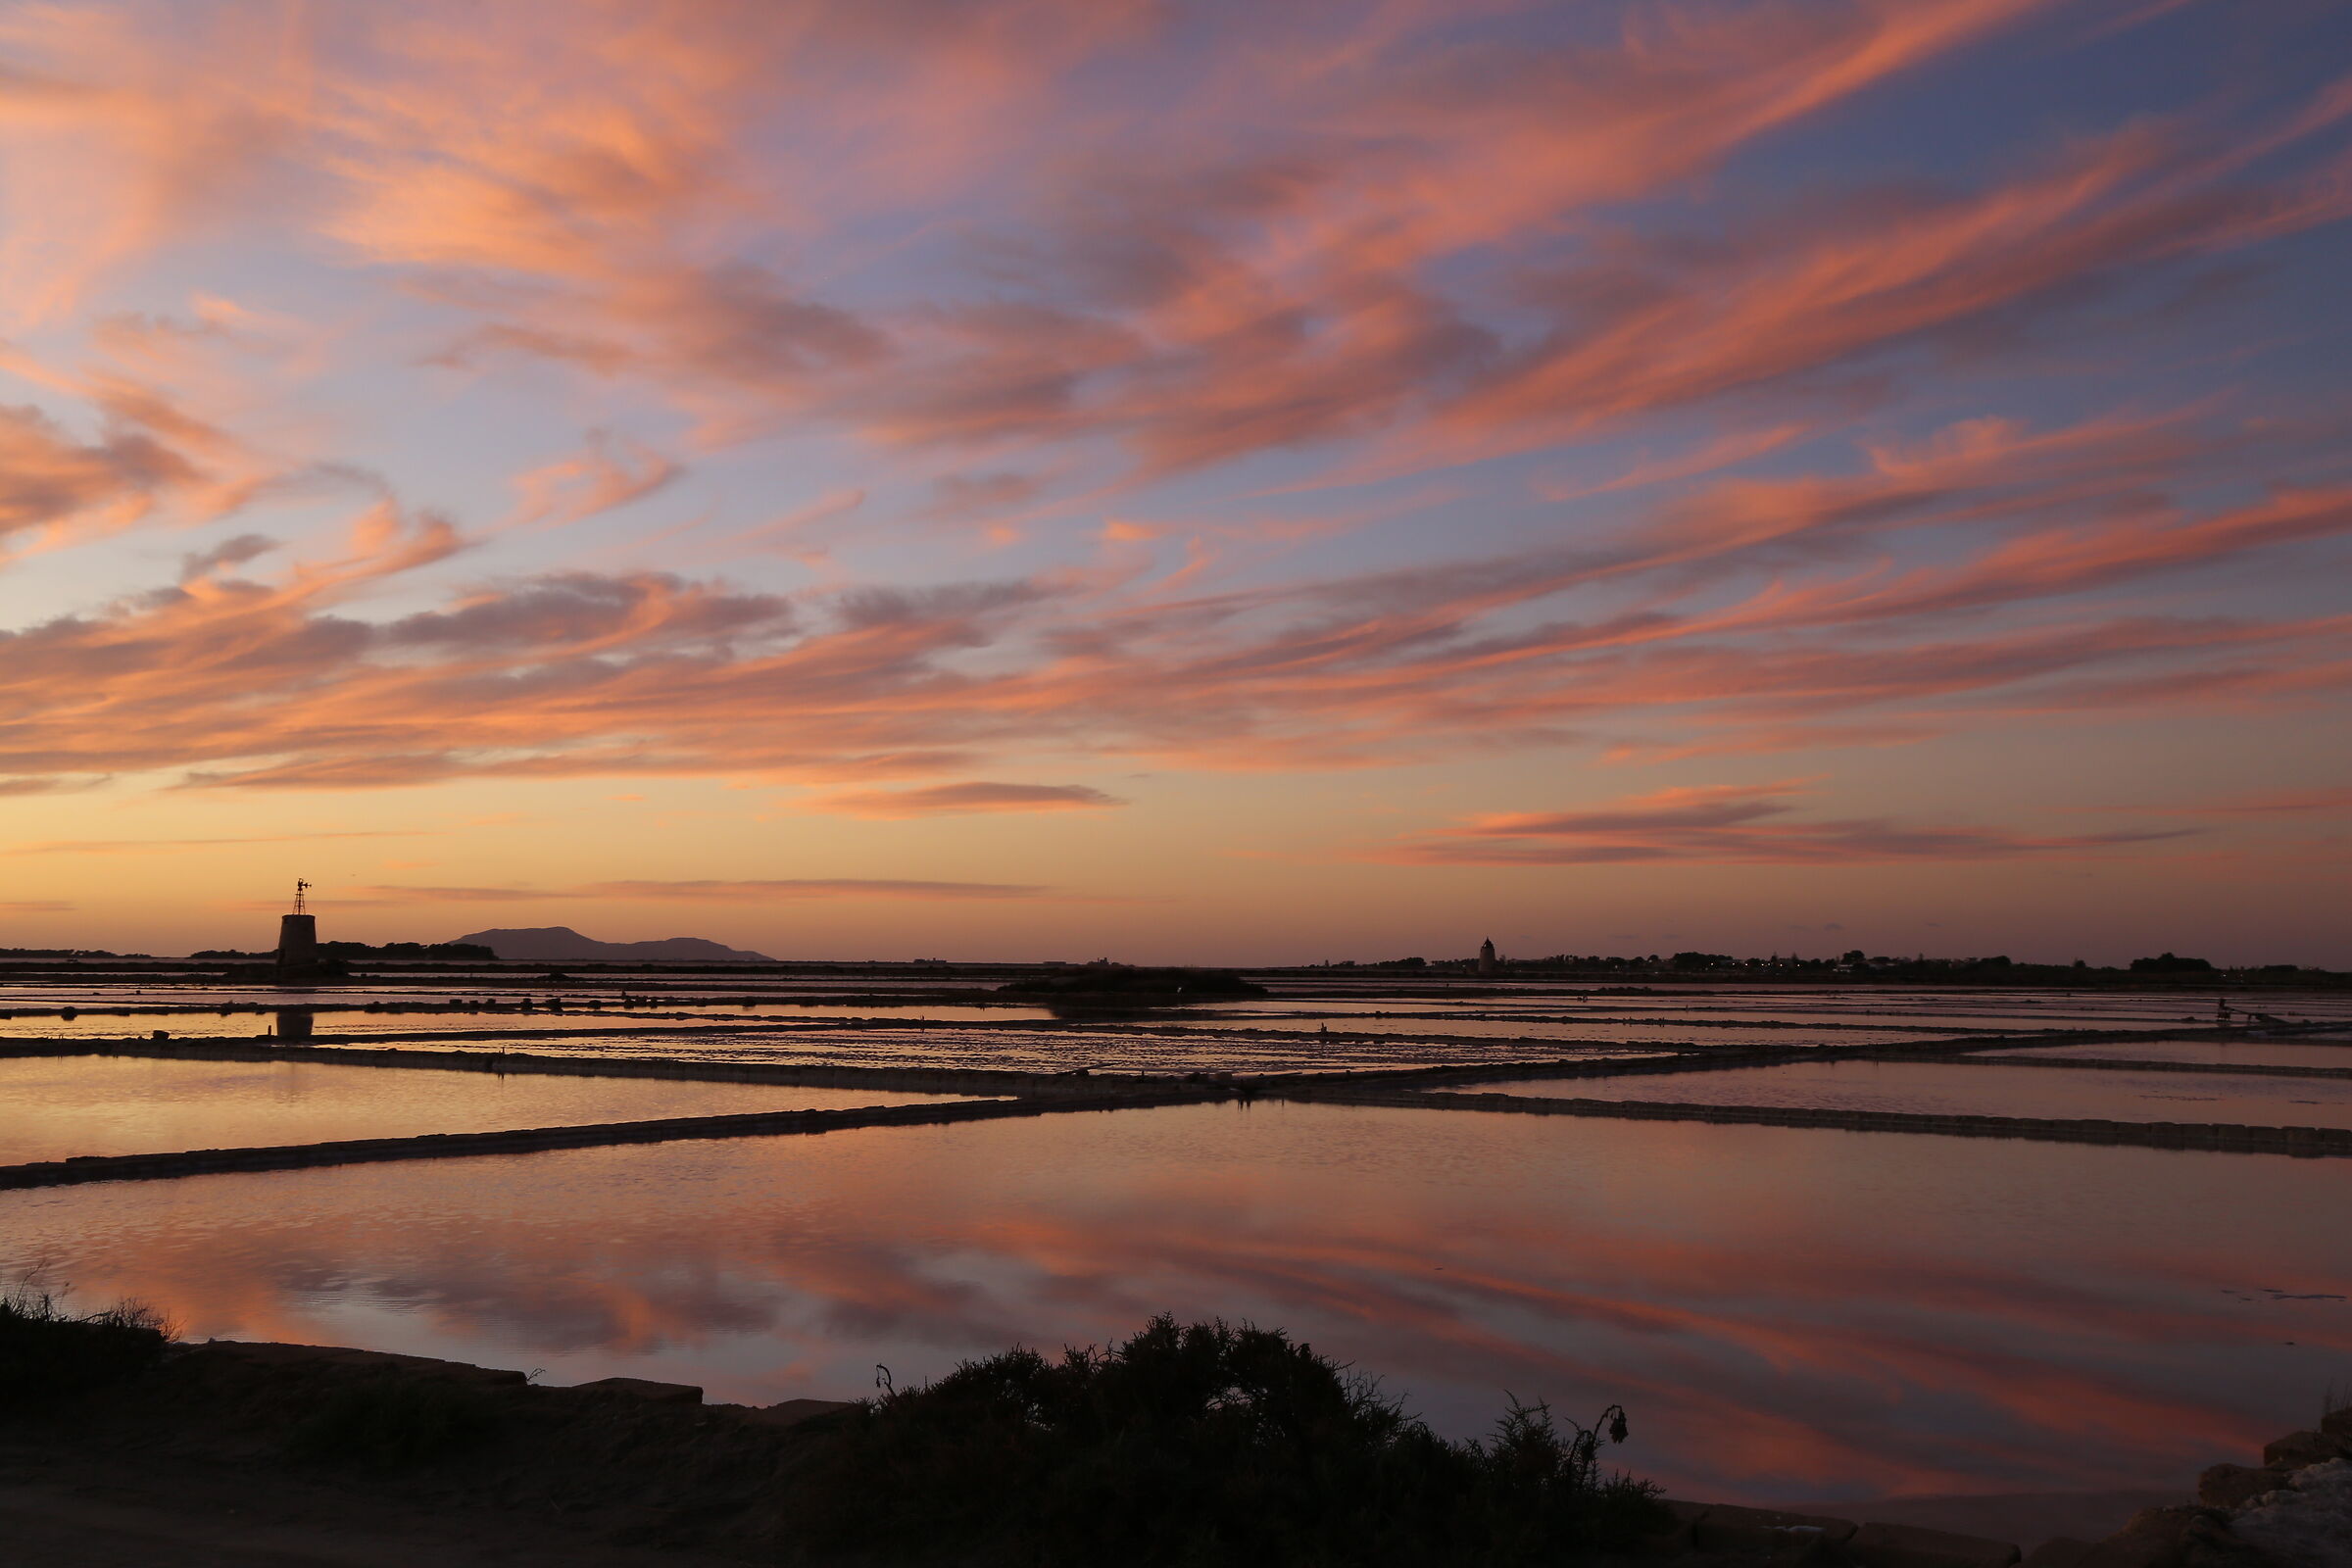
(1478, 938, 1497, 976)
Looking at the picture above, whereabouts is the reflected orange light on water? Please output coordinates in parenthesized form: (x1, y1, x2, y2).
(6, 1102, 2345, 1505)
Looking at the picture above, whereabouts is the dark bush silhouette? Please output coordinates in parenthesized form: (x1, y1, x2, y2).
(780, 1314, 1663, 1566)
(0, 1287, 171, 1407)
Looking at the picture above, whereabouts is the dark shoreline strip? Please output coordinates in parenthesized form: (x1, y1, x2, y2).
(0, 1004, 1987, 1037)
(1287, 1087, 2352, 1155)
(0, 1018, 1916, 1051)
(1937, 1053, 2352, 1080)
(0, 1088, 1212, 1191)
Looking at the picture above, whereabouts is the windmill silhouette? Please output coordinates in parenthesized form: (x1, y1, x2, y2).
(276, 879, 320, 975)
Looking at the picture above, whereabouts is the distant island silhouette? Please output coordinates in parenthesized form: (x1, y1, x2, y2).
(452, 926, 775, 962)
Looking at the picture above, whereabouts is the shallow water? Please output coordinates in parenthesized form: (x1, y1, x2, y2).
(4, 1100, 2342, 1508)
(1180, 1013, 1974, 1047)
(1446, 1058, 2352, 1128)
(10, 980, 2348, 1062)
(0, 1003, 1063, 1036)
(0, 1055, 964, 1164)
(0, 1000, 1978, 1050)
(1258, 986, 2352, 1030)
(308, 1028, 1686, 1075)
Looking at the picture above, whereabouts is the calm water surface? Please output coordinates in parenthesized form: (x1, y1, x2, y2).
(0, 1008, 1967, 1052)
(4, 1101, 2343, 1506)
(0, 1056, 964, 1164)
(315, 1029, 1699, 1074)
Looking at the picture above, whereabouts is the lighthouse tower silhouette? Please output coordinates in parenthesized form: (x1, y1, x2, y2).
(276, 880, 318, 973)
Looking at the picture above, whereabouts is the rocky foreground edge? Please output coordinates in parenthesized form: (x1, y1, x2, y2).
(1638, 1407, 2351, 1568)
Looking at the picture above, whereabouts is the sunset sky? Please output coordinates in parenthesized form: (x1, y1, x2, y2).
(0, 0, 2347, 964)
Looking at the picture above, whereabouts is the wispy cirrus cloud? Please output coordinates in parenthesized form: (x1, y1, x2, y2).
(0, 775, 109, 797)
(0, 0, 2342, 971)
(0, 0, 2233, 479)
(584, 879, 1048, 901)
(506, 433, 681, 530)
(0, 401, 2343, 793)
(3, 830, 417, 856)
(0, 399, 198, 555)
(1380, 783, 2194, 866)
(263, 878, 1054, 907)
(2109, 785, 2352, 817)
(0, 0, 2341, 521)
(804, 782, 1126, 818)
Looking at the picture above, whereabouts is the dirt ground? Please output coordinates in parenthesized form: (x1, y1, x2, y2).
(0, 1340, 848, 1567)
(0, 1455, 744, 1568)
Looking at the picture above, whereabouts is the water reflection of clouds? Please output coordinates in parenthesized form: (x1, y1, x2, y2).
(6, 1104, 2345, 1505)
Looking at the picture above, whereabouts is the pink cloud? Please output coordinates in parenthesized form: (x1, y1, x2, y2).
(582, 878, 1048, 901)
(241, 877, 1051, 908)
(805, 781, 1127, 818)
(0, 410, 2340, 795)
(0, 0, 2127, 474)
(0, 400, 200, 554)
(0, 775, 109, 796)
(4, 831, 417, 857)
(1381, 782, 2194, 866)
(0, 6, 2342, 830)
(2117, 785, 2352, 817)
(506, 433, 681, 530)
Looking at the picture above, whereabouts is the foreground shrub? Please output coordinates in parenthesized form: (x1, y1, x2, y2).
(285, 1377, 506, 1467)
(781, 1314, 1664, 1567)
(0, 1287, 171, 1408)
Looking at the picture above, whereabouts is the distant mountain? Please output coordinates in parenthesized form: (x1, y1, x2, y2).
(453, 926, 775, 963)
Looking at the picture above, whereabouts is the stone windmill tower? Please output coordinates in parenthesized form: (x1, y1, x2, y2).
(275, 880, 319, 975)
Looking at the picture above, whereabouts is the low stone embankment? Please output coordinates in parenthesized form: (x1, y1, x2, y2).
(1294, 1086, 2352, 1156)
(1935, 1054, 2352, 1082)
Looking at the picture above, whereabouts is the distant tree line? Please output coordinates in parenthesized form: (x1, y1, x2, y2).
(1315, 951, 2339, 983)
